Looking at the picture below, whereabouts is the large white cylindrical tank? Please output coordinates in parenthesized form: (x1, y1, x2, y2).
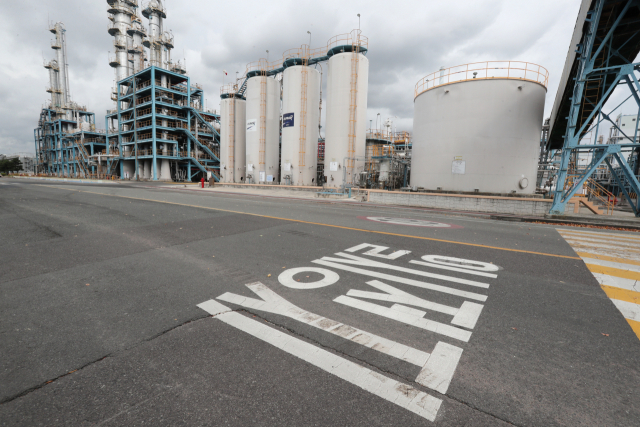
(412, 79, 546, 194)
(245, 76, 281, 184)
(281, 66, 321, 186)
(324, 52, 369, 188)
(219, 96, 246, 183)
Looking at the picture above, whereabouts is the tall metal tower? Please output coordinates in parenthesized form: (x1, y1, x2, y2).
(547, 0, 640, 216)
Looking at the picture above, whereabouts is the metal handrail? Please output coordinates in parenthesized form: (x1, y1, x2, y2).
(414, 61, 549, 98)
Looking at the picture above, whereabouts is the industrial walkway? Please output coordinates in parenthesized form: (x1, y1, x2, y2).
(1, 180, 639, 426)
(559, 228, 640, 340)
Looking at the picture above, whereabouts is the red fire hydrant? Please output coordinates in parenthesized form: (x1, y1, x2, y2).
(201, 177, 205, 188)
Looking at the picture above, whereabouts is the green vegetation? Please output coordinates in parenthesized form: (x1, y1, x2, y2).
(0, 158, 23, 174)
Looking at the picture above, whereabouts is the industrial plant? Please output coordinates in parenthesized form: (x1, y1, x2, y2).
(32, 0, 640, 217)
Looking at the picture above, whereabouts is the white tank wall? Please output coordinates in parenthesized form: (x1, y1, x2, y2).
(281, 66, 321, 186)
(219, 97, 247, 183)
(411, 79, 546, 194)
(324, 52, 369, 188)
(245, 76, 281, 183)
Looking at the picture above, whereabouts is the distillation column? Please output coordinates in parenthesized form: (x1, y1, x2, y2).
(50, 23, 71, 118)
(127, 17, 147, 74)
(142, 0, 169, 68)
(107, 0, 135, 81)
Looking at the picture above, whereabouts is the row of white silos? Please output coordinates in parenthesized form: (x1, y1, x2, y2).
(219, 33, 369, 188)
(411, 61, 548, 194)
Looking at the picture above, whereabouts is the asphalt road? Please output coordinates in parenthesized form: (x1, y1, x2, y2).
(1, 180, 638, 426)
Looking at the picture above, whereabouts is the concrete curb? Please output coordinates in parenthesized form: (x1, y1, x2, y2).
(11, 176, 121, 185)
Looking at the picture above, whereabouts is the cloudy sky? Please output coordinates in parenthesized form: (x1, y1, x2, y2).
(2, 0, 631, 156)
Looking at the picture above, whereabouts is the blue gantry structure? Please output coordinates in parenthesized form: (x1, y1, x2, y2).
(105, 65, 222, 181)
(547, 0, 640, 215)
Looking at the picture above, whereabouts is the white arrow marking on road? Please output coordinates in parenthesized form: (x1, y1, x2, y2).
(197, 299, 443, 422)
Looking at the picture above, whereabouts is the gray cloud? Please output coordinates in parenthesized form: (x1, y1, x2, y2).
(0, 0, 584, 155)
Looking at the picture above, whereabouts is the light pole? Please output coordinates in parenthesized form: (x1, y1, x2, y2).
(266, 49, 269, 63)
(307, 31, 311, 57)
(376, 112, 381, 135)
(357, 14, 360, 31)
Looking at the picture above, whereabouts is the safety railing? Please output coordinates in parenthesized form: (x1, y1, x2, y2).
(414, 61, 549, 98)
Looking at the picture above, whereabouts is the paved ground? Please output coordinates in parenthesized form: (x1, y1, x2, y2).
(1, 179, 639, 426)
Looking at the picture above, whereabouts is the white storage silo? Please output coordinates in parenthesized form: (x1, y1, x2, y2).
(411, 62, 547, 194)
(324, 51, 369, 188)
(245, 76, 281, 184)
(281, 65, 321, 186)
(219, 95, 246, 183)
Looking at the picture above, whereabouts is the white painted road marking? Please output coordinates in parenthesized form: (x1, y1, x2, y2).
(611, 299, 640, 321)
(277, 267, 340, 289)
(316, 252, 491, 289)
(359, 216, 463, 229)
(409, 260, 498, 278)
(578, 257, 640, 273)
(346, 280, 484, 329)
(592, 273, 640, 293)
(420, 255, 500, 272)
(217, 282, 431, 366)
(416, 342, 464, 394)
(346, 243, 411, 260)
(198, 299, 443, 422)
(313, 257, 488, 301)
(334, 295, 473, 342)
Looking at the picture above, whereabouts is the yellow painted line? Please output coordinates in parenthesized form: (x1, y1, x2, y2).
(626, 318, 640, 340)
(565, 242, 640, 255)
(601, 285, 640, 305)
(585, 264, 640, 281)
(577, 252, 640, 267)
(559, 230, 640, 243)
(38, 184, 582, 260)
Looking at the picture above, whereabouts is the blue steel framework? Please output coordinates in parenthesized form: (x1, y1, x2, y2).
(550, 0, 640, 215)
(34, 108, 107, 177)
(105, 65, 221, 181)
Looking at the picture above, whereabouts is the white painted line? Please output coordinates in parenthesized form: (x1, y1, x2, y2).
(319, 252, 491, 289)
(563, 239, 640, 253)
(409, 260, 498, 278)
(610, 299, 640, 321)
(592, 273, 640, 293)
(313, 258, 488, 302)
(213, 310, 443, 421)
(575, 249, 640, 262)
(558, 229, 640, 242)
(451, 301, 485, 330)
(348, 280, 459, 315)
(345, 243, 411, 260)
(391, 304, 428, 318)
(561, 236, 640, 249)
(346, 280, 484, 330)
(197, 299, 233, 316)
(216, 282, 431, 366)
(416, 342, 463, 394)
(578, 257, 640, 273)
(334, 295, 472, 342)
(420, 255, 500, 272)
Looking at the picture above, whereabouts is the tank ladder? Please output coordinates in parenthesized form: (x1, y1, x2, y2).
(298, 57, 309, 184)
(259, 71, 267, 177)
(347, 38, 361, 174)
